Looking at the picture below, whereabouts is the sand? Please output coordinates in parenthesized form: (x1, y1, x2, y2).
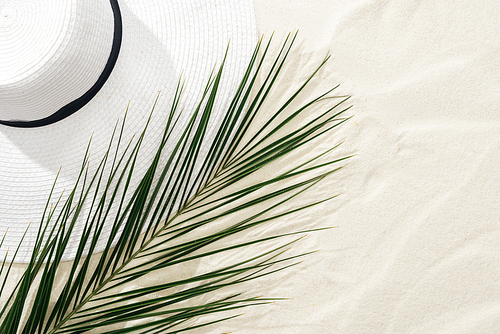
(3, 1, 500, 333)
(210, 0, 500, 332)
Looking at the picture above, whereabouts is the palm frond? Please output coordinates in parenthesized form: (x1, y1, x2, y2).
(0, 33, 351, 334)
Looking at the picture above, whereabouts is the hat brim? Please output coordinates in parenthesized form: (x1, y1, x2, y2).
(0, 0, 258, 262)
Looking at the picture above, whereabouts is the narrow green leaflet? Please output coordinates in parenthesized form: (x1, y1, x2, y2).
(0, 34, 351, 334)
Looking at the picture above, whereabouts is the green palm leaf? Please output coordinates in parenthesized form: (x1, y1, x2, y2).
(0, 33, 351, 334)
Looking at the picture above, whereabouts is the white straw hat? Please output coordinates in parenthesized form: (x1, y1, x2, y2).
(0, 0, 257, 262)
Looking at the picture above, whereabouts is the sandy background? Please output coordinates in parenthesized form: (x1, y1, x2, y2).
(208, 0, 500, 333)
(2, 1, 500, 333)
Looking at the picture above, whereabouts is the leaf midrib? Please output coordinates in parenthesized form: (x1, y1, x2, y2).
(47, 184, 205, 334)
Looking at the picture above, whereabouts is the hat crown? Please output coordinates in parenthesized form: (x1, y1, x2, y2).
(0, 0, 115, 123)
